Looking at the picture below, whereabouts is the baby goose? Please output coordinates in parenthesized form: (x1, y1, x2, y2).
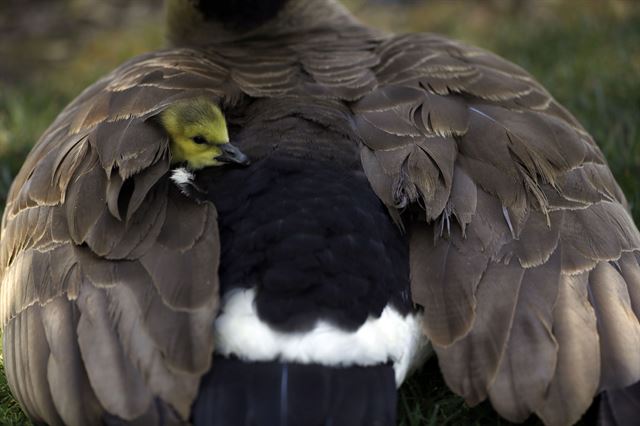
(161, 97, 249, 169)
(160, 97, 249, 196)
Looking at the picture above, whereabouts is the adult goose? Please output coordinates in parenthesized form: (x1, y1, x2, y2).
(1, 0, 639, 425)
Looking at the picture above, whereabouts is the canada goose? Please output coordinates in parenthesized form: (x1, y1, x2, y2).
(1, 0, 639, 425)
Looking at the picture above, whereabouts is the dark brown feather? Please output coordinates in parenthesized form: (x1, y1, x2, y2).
(619, 252, 640, 317)
(41, 297, 104, 425)
(589, 262, 640, 390)
(76, 283, 153, 420)
(409, 224, 489, 346)
(538, 272, 600, 426)
(436, 259, 524, 405)
(487, 251, 560, 422)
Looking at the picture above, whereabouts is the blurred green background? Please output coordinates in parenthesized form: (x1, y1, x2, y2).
(0, 0, 639, 424)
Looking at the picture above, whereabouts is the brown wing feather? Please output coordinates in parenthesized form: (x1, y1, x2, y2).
(435, 253, 525, 406)
(357, 32, 640, 424)
(0, 48, 230, 423)
(409, 223, 489, 347)
(41, 296, 104, 426)
(487, 251, 561, 423)
(590, 262, 640, 390)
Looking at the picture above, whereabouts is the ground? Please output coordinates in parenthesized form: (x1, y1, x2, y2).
(0, 1, 638, 424)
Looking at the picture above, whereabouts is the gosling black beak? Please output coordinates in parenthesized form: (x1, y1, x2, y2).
(218, 142, 250, 166)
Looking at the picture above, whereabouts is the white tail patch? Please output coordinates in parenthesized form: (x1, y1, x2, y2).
(214, 288, 431, 385)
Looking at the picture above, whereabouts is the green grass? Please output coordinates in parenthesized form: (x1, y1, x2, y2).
(0, 1, 639, 424)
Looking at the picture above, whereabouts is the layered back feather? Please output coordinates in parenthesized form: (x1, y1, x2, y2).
(1, 1, 639, 425)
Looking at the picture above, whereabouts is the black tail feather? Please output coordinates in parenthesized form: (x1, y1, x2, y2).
(595, 381, 640, 426)
(191, 356, 397, 426)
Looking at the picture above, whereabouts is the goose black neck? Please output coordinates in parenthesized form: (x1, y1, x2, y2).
(196, 0, 290, 30)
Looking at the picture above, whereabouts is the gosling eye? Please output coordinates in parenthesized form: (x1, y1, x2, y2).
(192, 136, 208, 145)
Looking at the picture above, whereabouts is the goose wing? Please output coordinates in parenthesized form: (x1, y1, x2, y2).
(0, 49, 231, 424)
(352, 33, 640, 425)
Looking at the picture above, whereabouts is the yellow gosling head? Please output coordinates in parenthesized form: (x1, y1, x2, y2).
(160, 97, 249, 169)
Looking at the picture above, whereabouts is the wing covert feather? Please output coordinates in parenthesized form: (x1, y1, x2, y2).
(358, 32, 640, 425)
(0, 48, 229, 423)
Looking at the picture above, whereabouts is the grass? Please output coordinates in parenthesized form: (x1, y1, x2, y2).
(0, 0, 639, 424)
